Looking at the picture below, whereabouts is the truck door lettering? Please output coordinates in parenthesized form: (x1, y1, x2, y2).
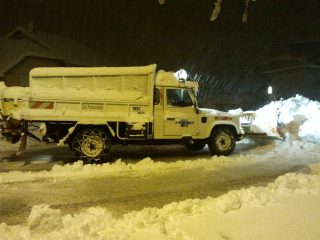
(175, 119, 194, 127)
(82, 103, 103, 110)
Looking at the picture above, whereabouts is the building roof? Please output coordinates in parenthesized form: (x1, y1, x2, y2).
(0, 26, 106, 76)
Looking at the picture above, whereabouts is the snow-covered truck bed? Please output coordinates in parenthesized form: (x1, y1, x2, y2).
(1, 65, 156, 123)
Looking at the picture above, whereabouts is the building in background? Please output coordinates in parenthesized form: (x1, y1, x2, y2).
(0, 22, 106, 86)
(199, 41, 320, 110)
(252, 41, 320, 102)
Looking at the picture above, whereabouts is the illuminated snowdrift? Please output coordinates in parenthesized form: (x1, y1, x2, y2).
(248, 95, 320, 143)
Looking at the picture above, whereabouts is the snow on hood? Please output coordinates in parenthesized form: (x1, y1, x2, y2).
(249, 95, 320, 143)
(199, 108, 234, 117)
(228, 108, 243, 116)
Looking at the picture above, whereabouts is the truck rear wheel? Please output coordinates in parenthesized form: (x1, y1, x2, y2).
(208, 127, 235, 156)
(72, 128, 111, 162)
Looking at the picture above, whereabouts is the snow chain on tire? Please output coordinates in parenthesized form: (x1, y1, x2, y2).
(72, 128, 111, 163)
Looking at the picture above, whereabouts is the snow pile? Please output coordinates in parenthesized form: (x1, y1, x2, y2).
(249, 95, 320, 143)
(1, 171, 320, 240)
(27, 205, 63, 233)
(0, 86, 30, 101)
(0, 155, 243, 184)
(1, 139, 320, 184)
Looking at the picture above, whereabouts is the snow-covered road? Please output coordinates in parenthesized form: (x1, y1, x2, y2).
(1, 138, 319, 227)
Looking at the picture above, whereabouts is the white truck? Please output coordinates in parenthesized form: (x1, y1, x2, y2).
(0, 64, 244, 161)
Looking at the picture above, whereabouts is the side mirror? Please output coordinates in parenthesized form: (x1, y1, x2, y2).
(195, 105, 199, 114)
(193, 99, 200, 114)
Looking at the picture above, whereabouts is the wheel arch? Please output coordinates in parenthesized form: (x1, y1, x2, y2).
(209, 123, 237, 139)
(62, 122, 116, 145)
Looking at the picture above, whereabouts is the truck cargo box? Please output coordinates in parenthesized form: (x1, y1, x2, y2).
(3, 64, 157, 123)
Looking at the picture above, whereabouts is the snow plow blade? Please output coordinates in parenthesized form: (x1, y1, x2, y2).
(241, 111, 284, 140)
(245, 132, 284, 141)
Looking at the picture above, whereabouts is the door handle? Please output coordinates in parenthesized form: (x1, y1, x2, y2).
(167, 117, 175, 121)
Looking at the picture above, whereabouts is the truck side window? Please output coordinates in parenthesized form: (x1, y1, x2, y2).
(167, 89, 193, 107)
(154, 88, 160, 105)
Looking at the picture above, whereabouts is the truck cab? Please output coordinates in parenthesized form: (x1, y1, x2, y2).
(153, 71, 244, 155)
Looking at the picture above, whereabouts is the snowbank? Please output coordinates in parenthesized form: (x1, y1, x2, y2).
(0, 155, 242, 184)
(1, 139, 320, 185)
(1, 169, 320, 240)
(0, 141, 320, 184)
(248, 95, 320, 143)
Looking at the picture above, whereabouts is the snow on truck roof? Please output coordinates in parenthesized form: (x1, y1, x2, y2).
(156, 71, 198, 90)
(29, 64, 198, 89)
(30, 64, 157, 77)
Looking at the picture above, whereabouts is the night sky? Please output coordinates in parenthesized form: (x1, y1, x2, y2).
(1, 0, 320, 109)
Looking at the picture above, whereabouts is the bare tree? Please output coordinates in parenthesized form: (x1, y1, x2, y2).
(159, 0, 257, 22)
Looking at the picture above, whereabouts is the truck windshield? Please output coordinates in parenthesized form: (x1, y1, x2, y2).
(167, 89, 193, 107)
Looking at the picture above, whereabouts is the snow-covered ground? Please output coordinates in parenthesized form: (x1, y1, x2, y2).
(0, 152, 319, 240)
(1, 95, 320, 240)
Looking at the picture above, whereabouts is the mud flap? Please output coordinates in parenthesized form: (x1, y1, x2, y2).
(16, 133, 27, 156)
(16, 130, 41, 156)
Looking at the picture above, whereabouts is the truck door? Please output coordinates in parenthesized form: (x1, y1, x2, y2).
(164, 88, 198, 136)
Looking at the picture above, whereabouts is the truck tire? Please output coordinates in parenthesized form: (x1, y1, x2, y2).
(185, 140, 206, 151)
(72, 128, 111, 162)
(208, 127, 235, 156)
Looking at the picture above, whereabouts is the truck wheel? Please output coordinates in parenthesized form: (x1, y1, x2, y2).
(72, 128, 111, 162)
(185, 141, 206, 151)
(208, 127, 235, 156)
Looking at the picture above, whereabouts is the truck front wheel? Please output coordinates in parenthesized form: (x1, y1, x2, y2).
(208, 127, 235, 156)
(72, 128, 111, 162)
